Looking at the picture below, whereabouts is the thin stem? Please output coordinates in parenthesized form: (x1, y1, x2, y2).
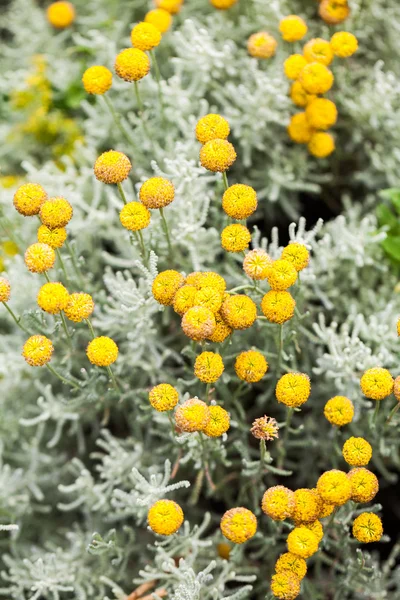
(372, 401, 380, 426)
(260, 439, 266, 466)
(386, 402, 400, 425)
(2, 302, 30, 334)
(137, 230, 147, 264)
(85, 318, 96, 339)
(56, 249, 70, 286)
(65, 240, 85, 288)
(106, 365, 120, 391)
(222, 172, 229, 191)
(46, 363, 81, 390)
(276, 324, 284, 377)
(167, 412, 176, 436)
(227, 284, 256, 294)
(205, 382, 211, 402)
(134, 81, 144, 112)
(59, 310, 72, 347)
(117, 182, 128, 205)
(43, 271, 51, 283)
(277, 407, 294, 469)
(103, 94, 137, 149)
(159, 207, 173, 255)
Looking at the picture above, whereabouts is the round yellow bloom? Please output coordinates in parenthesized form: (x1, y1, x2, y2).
(348, 468, 379, 503)
(37, 225, 67, 249)
(145, 9, 172, 34)
(287, 526, 319, 559)
(194, 287, 223, 313)
(220, 507, 257, 544)
(306, 98, 338, 131)
(270, 571, 301, 600)
(222, 184, 257, 220)
(299, 62, 334, 95)
(289, 81, 316, 108)
(210, 0, 237, 9)
(200, 139, 236, 173)
(175, 397, 210, 432)
(154, 0, 183, 14)
(25, 243, 55, 273)
(22, 335, 54, 366)
(13, 183, 47, 216)
(261, 291, 296, 324)
(139, 177, 175, 209)
(94, 150, 132, 185)
(360, 367, 394, 401)
(303, 520, 324, 543)
(318, 498, 335, 519)
(40, 198, 73, 229)
(276, 373, 311, 408)
(262, 486, 295, 521)
(324, 395, 354, 426)
(173, 285, 197, 315)
(287, 113, 314, 144)
(82, 66, 112, 95)
(64, 293, 95, 322)
(317, 469, 351, 506)
(235, 350, 268, 383)
(279, 15, 307, 42)
(275, 553, 307, 581)
(194, 351, 224, 383)
(220, 294, 257, 330)
(352, 513, 383, 543)
(267, 259, 297, 291)
(131, 22, 161, 51)
(251, 416, 279, 441)
(221, 224, 251, 253)
(115, 48, 150, 82)
(303, 38, 333, 66)
(319, 0, 350, 25)
(394, 375, 400, 402)
(243, 249, 273, 280)
(0, 277, 11, 302)
(284, 54, 308, 81)
(204, 405, 230, 437)
(148, 500, 184, 535)
(342, 437, 372, 467)
(195, 114, 230, 144)
(86, 336, 118, 367)
(293, 489, 321, 524)
(281, 243, 309, 272)
(152, 270, 184, 306)
(308, 132, 335, 158)
(207, 311, 232, 343)
(37, 282, 69, 315)
(330, 32, 358, 58)
(120, 202, 151, 231)
(47, 1, 75, 28)
(149, 383, 179, 411)
(247, 32, 277, 59)
(197, 272, 227, 294)
(182, 306, 216, 341)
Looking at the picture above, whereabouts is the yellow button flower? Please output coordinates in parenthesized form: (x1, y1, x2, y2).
(222, 184, 257, 220)
(197, 272, 227, 293)
(194, 351, 224, 383)
(306, 98, 338, 131)
(86, 336, 118, 367)
(235, 350, 268, 383)
(287, 113, 314, 144)
(22, 335, 54, 366)
(286, 526, 319, 559)
(281, 243, 309, 272)
(243, 249, 273, 280)
(37, 282, 69, 314)
(220, 294, 257, 330)
(352, 513, 383, 543)
(247, 32, 277, 59)
(360, 367, 394, 401)
(324, 395, 354, 426)
(261, 291, 296, 324)
(394, 375, 400, 402)
(200, 139, 236, 172)
(173, 284, 197, 315)
(330, 32, 358, 58)
(293, 488, 321, 524)
(25, 243, 55, 273)
(207, 311, 232, 343)
(316, 469, 351, 506)
(195, 114, 230, 144)
(148, 499, 184, 535)
(210, 0, 238, 9)
(175, 397, 210, 432)
(220, 507, 257, 544)
(203, 405, 230, 437)
(194, 286, 223, 313)
(275, 552, 307, 580)
(145, 9, 172, 34)
(94, 150, 132, 184)
(289, 81, 316, 108)
(342, 437, 372, 467)
(82, 66, 112, 95)
(115, 48, 150, 82)
(348, 467, 379, 503)
(37, 225, 67, 249)
(149, 383, 179, 411)
(284, 54, 307, 81)
(319, 0, 350, 25)
(251, 416, 279, 441)
(155, 0, 183, 13)
(308, 132, 335, 158)
(120, 202, 151, 231)
(276, 373, 311, 408)
(64, 293, 95, 322)
(271, 571, 301, 600)
(181, 306, 216, 340)
(47, 1, 75, 28)
(303, 38, 333, 66)
(279, 15, 307, 42)
(221, 224, 251, 253)
(303, 520, 324, 543)
(40, 197, 73, 229)
(318, 496, 335, 519)
(267, 259, 298, 291)
(152, 270, 184, 305)
(0, 277, 11, 303)
(299, 62, 334, 95)
(262, 486, 295, 521)
(139, 177, 175, 209)
(131, 22, 161, 51)
(13, 183, 47, 216)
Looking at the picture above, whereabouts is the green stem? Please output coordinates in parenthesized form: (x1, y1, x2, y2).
(56, 248, 70, 286)
(85, 318, 96, 339)
(260, 439, 266, 466)
(277, 407, 294, 469)
(276, 324, 284, 377)
(386, 402, 400, 425)
(222, 172, 229, 191)
(103, 94, 137, 149)
(43, 271, 51, 283)
(159, 207, 173, 255)
(135, 230, 148, 265)
(106, 365, 120, 391)
(227, 284, 256, 294)
(134, 80, 144, 112)
(2, 302, 30, 334)
(46, 363, 81, 390)
(65, 240, 85, 288)
(372, 401, 380, 426)
(117, 182, 128, 205)
(205, 382, 211, 402)
(59, 310, 72, 347)
(167, 412, 176, 436)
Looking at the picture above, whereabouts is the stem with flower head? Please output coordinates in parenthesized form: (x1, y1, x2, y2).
(86, 317, 120, 392)
(159, 207, 173, 256)
(43, 271, 51, 283)
(46, 363, 81, 390)
(56, 248, 70, 287)
(116, 183, 147, 264)
(386, 402, 400, 425)
(103, 94, 137, 149)
(2, 301, 30, 334)
(59, 310, 72, 348)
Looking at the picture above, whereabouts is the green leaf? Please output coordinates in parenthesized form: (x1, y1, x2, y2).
(381, 235, 400, 262)
(379, 188, 400, 214)
(376, 204, 399, 232)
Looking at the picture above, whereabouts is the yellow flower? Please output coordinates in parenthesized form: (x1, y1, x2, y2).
(267, 259, 297, 291)
(22, 335, 54, 366)
(64, 293, 95, 322)
(324, 395, 354, 426)
(316, 469, 352, 506)
(0, 277, 11, 302)
(319, 0, 350, 25)
(82, 66, 112, 95)
(40, 197, 73, 229)
(220, 507, 257, 544)
(200, 139, 237, 173)
(210, 0, 238, 9)
(247, 32, 277, 59)
(148, 499, 184, 535)
(348, 468, 379, 503)
(175, 397, 210, 432)
(270, 571, 301, 600)
(235, 350, 268, 383)
(173, 285, 197, 315)
(243, 249, 273, 280)
(360, 367, 394, 401)
(261, 291, 296, 324)
(221, 224, 251, 253)
(299, 62, 334, 95)
(149, 383, 179, 411)
(131, 22, 162, 51)
(303, 38, 333, 66)
(289, 81, 316, 108)
(86, 336, 118, 367)
(276, 373, 311, 408)
(197, 272, 227, 294)
(287, 113, 314, 144)
(308, 132, 335, 158)
(13, 183, 47, 216)
(293, 489, 321, 524)
(181, 306, 216, 341)
(120, 202, 151, 231)
(330, 32, 358, 58)
(394, 375, 400, 402)
(352, 513, 383, 543)
(281, 243, 309, 272)
(37, 282, 69, 314)
(195, 114, 230, 144)
(194, 351, 224, 383)
(279, 15, 308, 42)
(154, 0, 183, 14)
(139, 177, 175, 209)
(251, 416, 279, 441)
(207, 311, 232, 343)
(220, 294, 257, 330)
(262, 486, 295, 521)
(318, 497, 335, 519)
(145, 9, 172, 34)
(2, 241, 18, 257)
(152, 270, 184, 306)
(47, 1, 75, 28)
(222, 184, 257, 220)
(37, 225, 67, 249)
(115, 48, 150, 82)
(194, 287, 223, 313)
(204, 405, 230, 437)
(306, 98, 337, 131)
(94, 150, 132, 184)
(303, 520, 324, 543)
(286, 526, 319, 559)
(25, 243, 55, 273)
(275, 553, 307, 580)
(284, 55, 308, 81)
(342, 437, 372, 467)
